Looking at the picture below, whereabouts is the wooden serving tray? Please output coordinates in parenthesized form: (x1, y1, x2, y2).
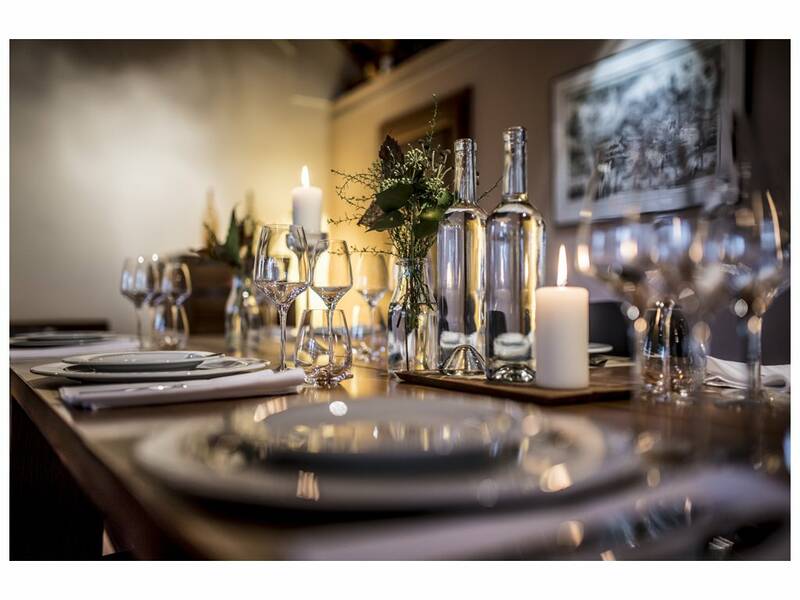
(396, 367, 633, 405)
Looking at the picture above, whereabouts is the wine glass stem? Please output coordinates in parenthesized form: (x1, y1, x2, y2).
(278, 306, 288, 371)
(661, 301, 674, 401)
(630, 314, 647, 401)
(746, 313, 763, 400)
(135, 305, 144, 349)
(327, 306, 335, 377)
(369, 300, 382, 357)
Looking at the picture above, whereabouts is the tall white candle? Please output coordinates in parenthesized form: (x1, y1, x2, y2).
(535, 245, 589, 389)
(291, 165, 322, 234)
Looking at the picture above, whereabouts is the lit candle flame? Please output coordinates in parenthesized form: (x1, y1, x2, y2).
(557, 244, 568, 287)
(301, 165, 310, 188)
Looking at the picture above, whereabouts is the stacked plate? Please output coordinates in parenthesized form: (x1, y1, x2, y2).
(31, 351, 268, 383)
(135, 396, 637, 512)
(10, 330, 117, 348)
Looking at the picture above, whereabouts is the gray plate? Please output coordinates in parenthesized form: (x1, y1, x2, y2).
(31, 357, 268, 383)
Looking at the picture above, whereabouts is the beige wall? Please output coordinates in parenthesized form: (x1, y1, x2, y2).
(10, 40, 350, 332)
(329, 39, 642, 320)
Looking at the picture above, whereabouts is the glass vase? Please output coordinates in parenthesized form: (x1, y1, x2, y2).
(225, 273, 263, 356)
(387, 258, 438, 374)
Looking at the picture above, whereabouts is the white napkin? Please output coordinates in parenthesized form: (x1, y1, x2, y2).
(10, 337, 139, 362)
(59, 368, 306, 410)
(705, 356, 791, 390)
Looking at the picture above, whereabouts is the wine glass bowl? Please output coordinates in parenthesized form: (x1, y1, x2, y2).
(253, 225, 310, 371)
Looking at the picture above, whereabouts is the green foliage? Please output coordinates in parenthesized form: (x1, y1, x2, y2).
(330, 99, 454, 267)
(197, 206, 258, 272)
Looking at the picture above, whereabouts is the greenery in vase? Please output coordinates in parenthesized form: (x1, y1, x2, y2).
(197, 203, 259, 276)
(330, 102, 453, 320)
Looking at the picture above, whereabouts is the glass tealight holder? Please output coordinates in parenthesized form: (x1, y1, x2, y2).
(150, 300, 189, 350)
(294, 309, 352, 387)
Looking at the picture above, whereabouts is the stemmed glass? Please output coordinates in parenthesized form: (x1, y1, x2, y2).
(120, 256, 161, 348)
(253, 225, 310, 371)
(353, 253, 389, 362)
(575, 148, 664, 400)
(154, 261, 192, 349)
(713, 173, 789, 404)
(310, 239, 353, 377)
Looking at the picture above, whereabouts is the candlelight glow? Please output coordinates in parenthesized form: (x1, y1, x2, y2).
(301, 165, 310, 188)
(557, 244, 568, 287)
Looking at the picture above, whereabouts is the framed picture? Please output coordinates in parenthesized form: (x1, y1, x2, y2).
(552, 40, 744, 224)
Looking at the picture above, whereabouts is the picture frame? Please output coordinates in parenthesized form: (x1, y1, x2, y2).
(552, 40, 744, 225)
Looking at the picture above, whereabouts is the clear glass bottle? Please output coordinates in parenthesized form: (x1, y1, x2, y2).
(436, 138, 487, 374)
(485, 126, 546, 382)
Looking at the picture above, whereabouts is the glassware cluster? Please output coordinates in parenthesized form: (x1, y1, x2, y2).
(120, 255, 192, 350)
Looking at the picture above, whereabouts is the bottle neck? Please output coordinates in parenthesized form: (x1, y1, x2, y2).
(453, 139, 477, 205)
(502, 129, 527, 202)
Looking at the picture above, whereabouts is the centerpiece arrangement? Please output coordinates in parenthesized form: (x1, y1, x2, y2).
(332, 105, 453, 373)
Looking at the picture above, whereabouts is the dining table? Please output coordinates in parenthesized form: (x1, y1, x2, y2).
(9, 335, 791, 560)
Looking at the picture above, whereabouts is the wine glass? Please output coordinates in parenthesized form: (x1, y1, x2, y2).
(120, 255, 161, 348)
(353, 253, 389, 362)
(310, 239, 353, 375)
(253, 225, 310, 371)
(713, 176, 789, 404)
(575, 147, 665, 400)
(158, 261, 192, 347)
(161, 261, 192, 306)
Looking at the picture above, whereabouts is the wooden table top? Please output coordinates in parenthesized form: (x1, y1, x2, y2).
(9, 335, 790, 559)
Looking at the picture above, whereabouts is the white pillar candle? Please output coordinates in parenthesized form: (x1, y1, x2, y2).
(535, 245, 589, 389)
(291, 165, 322, 235)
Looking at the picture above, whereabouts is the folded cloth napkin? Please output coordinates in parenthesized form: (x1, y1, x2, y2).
(705, 355, 791, 390)
(59, 368, 306, 410)
(10, 336, 139, 362)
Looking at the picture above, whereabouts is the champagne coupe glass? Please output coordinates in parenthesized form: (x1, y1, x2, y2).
(310, 239, 353, 375)
(253, 225, 310, 371)
(353, 253, 389, 362)
(120, 255, 161, 348)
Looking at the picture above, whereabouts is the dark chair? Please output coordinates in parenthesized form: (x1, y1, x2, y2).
(589, 301, 630, 357)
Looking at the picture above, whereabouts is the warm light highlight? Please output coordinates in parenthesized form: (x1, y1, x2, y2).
(301, 165, 310, 188)
(557, 244, 568, 287)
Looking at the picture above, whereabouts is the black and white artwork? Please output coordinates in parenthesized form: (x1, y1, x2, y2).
(552, 40, 742, 224)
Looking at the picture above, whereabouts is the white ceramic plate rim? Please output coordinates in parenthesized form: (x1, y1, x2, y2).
(63, 350, 218, 370)
(135, 412, 637, 512)
(30, 358, 268, 383)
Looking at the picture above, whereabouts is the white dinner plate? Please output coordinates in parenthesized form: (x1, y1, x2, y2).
(588, 343, 614, 355)
(63, 350, 220, 372)
(135, 400, 637, 512)
(10, 331, 116, 348)
(31, 357, 268, 383)
(231, 397, 525, 471)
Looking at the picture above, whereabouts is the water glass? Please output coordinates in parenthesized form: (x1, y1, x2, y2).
(120, 255, 161, 348)
(150, 301, 189, 350)
(294, 309, 352, 387)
